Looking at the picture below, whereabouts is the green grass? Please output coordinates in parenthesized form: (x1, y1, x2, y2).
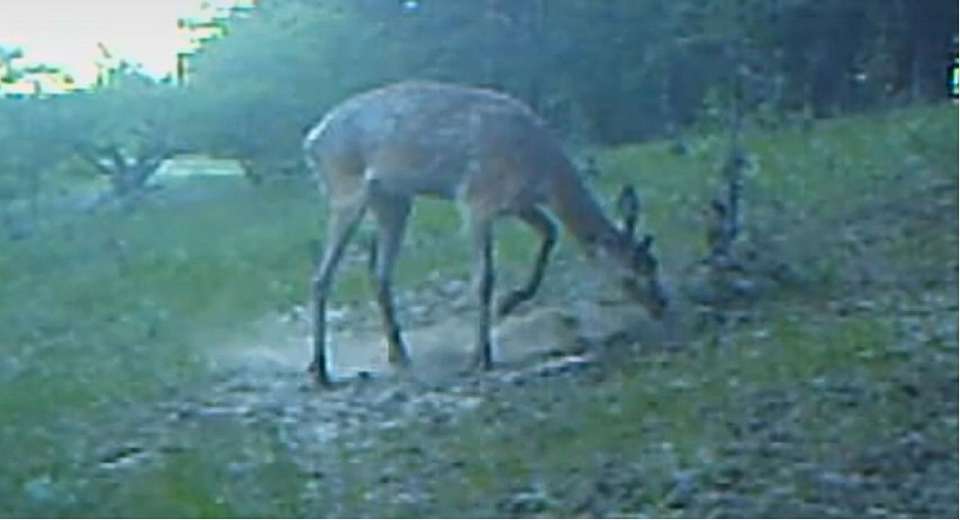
(0, 102, 956, 516)
(338, 103, 956, 516)
(2, 180, 308, 406)
(0, 173, 545, 516)
(340, 303, 951, 516)
(597, 103, 958, 264)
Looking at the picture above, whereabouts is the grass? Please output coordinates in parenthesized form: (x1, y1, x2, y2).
(340, 103, 956, 516)
(340, 302, 952, 516)
(597, 103, 958, 264)
(82, 424, 308, 518)
(0, 178, 318, 513)
(0, 101, 956, 516)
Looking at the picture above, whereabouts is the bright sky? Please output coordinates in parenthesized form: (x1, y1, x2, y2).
(0, 0, 242, 85)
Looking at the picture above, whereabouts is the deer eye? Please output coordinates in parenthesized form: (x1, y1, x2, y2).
(640, 234, 653, 250)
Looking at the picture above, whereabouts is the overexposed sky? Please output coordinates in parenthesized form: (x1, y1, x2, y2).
(0, 0, 241, 84)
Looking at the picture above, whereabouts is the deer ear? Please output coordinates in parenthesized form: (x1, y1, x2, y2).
(710, 198, 727, 215)
(634, 233, 658, 271)
(639, 233, 653, 251)
(616, 185, 639, 239)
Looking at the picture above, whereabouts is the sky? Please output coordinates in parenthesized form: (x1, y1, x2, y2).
(0, 0, 242, 85)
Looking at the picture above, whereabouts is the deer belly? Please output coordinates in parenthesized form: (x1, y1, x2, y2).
(365, 166, 467, 200)
(366, 148, 474, 200)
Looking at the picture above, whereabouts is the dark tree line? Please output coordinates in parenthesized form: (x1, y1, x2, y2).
(184, 0, 956, 152)
(0, 0, 956, 203)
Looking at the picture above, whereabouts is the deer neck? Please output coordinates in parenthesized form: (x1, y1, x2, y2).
(548, 165, 621, 250)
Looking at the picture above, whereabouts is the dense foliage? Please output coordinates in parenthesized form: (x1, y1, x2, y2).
(0, 0, 956, 206)
(182, 0, 957, 149)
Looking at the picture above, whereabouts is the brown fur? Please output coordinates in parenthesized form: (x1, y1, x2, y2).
(303, 81, 665, 384)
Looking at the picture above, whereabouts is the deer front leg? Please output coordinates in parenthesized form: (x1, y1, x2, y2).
(497, 206, 557, 318)
(311, 199, 368, 385)
(470, 218, 495, 371)
(368, 194, 413, 369)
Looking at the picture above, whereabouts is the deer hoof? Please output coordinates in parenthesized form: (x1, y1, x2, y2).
(389, 351, 412, 369)
(468, 351, 494, 372)
(306, 362, 334, 387)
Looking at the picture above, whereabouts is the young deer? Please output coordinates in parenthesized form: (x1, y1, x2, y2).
(303, 81, 668, 384)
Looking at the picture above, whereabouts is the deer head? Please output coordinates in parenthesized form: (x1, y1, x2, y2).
(590, 185, 669, 318)
(616, 184, 639, 238)
(618, 231, 669, 319)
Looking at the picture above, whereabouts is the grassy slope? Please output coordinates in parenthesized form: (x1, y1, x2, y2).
(323, 103, 959, 517)
(0, 103, 956, 516)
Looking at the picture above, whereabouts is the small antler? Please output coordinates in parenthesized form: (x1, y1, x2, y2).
(705, 198, 730, 259)
(583, 155, 601, 178)
(639, 232, 653, 251)
(633, 232, 658, 271)
(616, 185, 639, 239)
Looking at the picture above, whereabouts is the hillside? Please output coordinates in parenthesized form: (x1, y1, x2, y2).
(1, 104, 956, 517)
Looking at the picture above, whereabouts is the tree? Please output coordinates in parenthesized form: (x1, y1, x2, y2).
(57, 70, 189, 202)
(91, 0, 960, 181)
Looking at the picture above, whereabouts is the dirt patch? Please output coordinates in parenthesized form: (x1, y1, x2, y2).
(209, 293, 668, 384)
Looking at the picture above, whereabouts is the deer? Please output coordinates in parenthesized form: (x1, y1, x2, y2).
(303, 81, 668, 385)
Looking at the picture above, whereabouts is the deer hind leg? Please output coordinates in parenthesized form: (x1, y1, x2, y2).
(310, 193, 369, 385)
(469, 216, 496, 371)
(497, 206, 557, 318)
(367, 191, 413, 369)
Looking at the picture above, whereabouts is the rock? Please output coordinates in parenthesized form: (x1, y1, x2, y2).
(98, 444, 148, 470)
(564, 300, 659, 347)
(500, 488, 556, 515)
(701, 491, 752, 514)
(532, 355, 594, 378)
(665, 470, 699, 508)
(23, 475, 56, 504)
(409, 304, 429, 319)
(730, 277, 757, 298)
(495, 307, 581, 360)
(441, 279, 467, 296)
(327, 307, 348, 323)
